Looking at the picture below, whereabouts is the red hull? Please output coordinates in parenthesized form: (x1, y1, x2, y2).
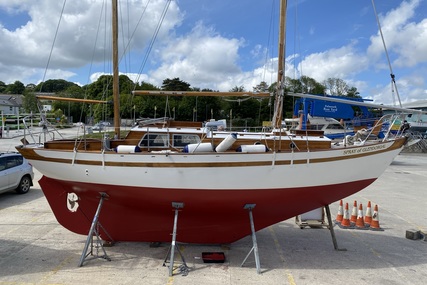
(40, 176, 375, 244)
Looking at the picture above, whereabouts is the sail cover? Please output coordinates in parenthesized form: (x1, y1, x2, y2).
(294, 96, 372, 119)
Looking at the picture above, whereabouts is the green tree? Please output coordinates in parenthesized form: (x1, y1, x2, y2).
(22, 93, 39, 113)
(300, 76, 325, 94)
(37, 79, 79, 93)
(53, 85, 85, 123)
(25, 83, 37, 94)
(0, 81, 6, 93)
(162, 78, 191, 91)
(346, 86, 361, 98)
(324, 78, 349, 96)
(5, 81, 25, 94)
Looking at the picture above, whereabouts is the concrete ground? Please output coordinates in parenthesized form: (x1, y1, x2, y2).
(0, 129, 426, 284)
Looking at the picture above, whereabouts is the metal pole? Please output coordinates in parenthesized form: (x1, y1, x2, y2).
(325, 205, 346, 251)
(167, 202, 184, 276)
(241, 204, 261, 274)
(78, 192, 108, 267)
(169, 207, 179, 276)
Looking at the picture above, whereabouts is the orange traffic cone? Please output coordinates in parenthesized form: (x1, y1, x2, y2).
(350, 200, 358, 225)
(335, 200, 344, 224)
(355, 203, 367, 229)
(370, 204, 383, 231)
(364, 201, 372, 226)
(340, 202, 352, 228)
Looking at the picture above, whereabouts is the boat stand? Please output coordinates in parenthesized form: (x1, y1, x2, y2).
(241, 204, 261, 274)
(324, 204, 346, 251)
(163, 202, 188, 276)
(78, 192, 113, 267)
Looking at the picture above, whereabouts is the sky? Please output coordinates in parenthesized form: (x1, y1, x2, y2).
(0, 0, 426, 106)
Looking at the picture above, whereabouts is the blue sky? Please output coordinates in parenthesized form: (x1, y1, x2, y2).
(0, 0, 426, 106)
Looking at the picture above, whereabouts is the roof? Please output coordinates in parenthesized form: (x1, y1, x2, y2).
(0, 94, 23, 107)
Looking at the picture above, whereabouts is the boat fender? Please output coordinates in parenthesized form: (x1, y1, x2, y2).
(236, 144, 268, 153)
(215, 133, 237, 152)
(183, 142, 213, 153)
(115, 145, 141, 153)
(343, 135, 354, 145)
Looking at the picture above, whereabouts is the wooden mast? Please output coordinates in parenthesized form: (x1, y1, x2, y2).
(272, 0, 287, 129)
(112, 0, 120, 138)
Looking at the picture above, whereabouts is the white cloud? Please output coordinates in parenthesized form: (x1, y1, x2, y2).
(0, 0, 182, 84)
(298, 44, 369, 83)
(367, 0, 425, 67)
(149, 22, 243, 90)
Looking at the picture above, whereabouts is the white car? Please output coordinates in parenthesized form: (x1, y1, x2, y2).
(0, 152, 34, 194)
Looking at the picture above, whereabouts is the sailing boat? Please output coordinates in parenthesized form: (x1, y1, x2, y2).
(17, 0, 417, 244)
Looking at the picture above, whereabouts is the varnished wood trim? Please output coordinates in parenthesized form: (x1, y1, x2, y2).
(16, 138, 406, 169)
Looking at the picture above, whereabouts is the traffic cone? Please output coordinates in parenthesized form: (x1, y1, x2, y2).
(355, 203, 367, 229)
(370, 204, 383, 231)
(350, 200, 358, 225)
(335, 200, 344, 224)
(339, 202, 352, 228)
(364, 201, 372, 226)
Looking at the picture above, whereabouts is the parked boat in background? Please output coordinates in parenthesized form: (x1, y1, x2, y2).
(285, 95, 385, 140)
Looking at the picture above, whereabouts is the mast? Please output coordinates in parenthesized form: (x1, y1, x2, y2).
(112, 0, 120, 138)
(272, 0, 287, 129)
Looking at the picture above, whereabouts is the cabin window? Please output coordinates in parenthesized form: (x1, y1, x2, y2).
(172, 134, 200, 148)
(326, 124, 344, 130)
(313, 124, 324, 130)
(139, 133, 169, 148)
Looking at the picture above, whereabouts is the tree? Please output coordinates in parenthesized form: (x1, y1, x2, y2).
(0, 81, 6, 93)
(324, 78, 349, 96)
(223, 86, 261, 128)
(22, 93, 39, 113)
(300, 76, 325, 94)
(253, 81, 269, 93)
(346, 87, 361, 98)
(5, 81, 25, 94)
(51, 85, 85, 123)
(162, 78, 191, 91)
(36, 79, 79, 93)
(25, 83, 37, 94)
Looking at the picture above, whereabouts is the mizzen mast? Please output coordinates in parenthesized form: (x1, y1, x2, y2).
(272, 0, 287, 129)
(112, 0, 120, 138)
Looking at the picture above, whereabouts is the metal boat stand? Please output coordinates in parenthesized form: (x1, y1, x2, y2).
(163, 202, 188, 276)
(78, 192, 113, 267)
(324, 204, 346, 251)
(241, 204, 262, 274)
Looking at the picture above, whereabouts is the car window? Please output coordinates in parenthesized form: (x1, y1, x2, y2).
(0, 157, 5, 171)
(5, 155, 23, 170)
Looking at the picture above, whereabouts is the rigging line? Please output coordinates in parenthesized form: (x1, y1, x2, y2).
(119, 0, 151, 72)
(75, 0, 107, 128)
(222, 97, 253, 103)
(371, 0, 402, 108)
(134, 0, 172, 87)
(100, 0, 115, 123)
(119, 0, 128, 74)
(39, 0, 67, 93)
(262, 0, 276, 84)
(119, 0, 151, 109)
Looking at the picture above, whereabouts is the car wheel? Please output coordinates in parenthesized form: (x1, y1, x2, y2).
(16, 176, 32, 194)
